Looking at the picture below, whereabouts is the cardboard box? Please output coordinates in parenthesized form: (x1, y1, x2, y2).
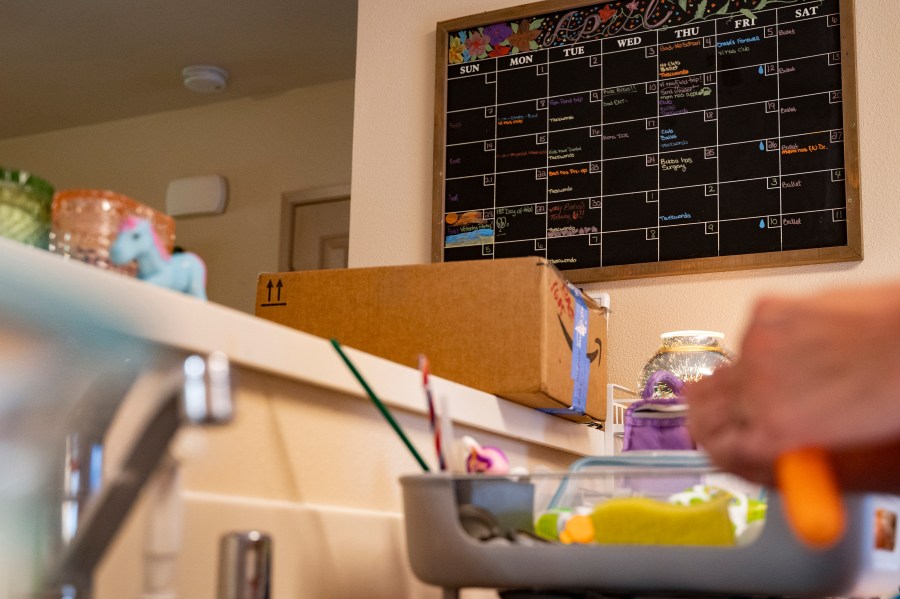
(255, 257, 608, 423)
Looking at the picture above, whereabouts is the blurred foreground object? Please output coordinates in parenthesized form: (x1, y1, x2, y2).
(777, 447, 846, 549)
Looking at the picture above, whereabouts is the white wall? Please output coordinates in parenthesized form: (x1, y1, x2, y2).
(0, 79, 355, 313)
(350, 1, 900, 389)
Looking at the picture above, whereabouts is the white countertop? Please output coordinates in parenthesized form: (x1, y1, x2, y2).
(0, 236, 605, 456)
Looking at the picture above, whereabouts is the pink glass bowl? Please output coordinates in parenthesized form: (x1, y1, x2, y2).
(49, 189, 175, 277)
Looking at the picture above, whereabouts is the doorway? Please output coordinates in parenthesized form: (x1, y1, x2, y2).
(279, 184, 350, 272)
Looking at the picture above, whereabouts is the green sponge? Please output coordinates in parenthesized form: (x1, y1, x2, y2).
(591, 495, 736, 546)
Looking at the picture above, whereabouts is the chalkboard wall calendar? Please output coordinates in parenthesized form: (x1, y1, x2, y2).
(433, 0, 861, 282)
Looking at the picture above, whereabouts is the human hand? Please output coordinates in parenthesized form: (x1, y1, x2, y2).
(686, 281, 900, 490)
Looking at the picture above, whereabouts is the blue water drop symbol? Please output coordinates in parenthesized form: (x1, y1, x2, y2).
(759, 141, 765, 151)
(759, 219, 766, 229)
(758, 66, 765, 75)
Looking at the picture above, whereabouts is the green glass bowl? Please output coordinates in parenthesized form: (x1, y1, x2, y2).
(0, 167, 54, 249)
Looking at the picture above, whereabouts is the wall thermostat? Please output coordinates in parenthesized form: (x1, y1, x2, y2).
(166, 175, 228, 217)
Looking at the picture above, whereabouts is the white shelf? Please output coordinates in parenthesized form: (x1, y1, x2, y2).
(604, 383, 641, 455)
(0, 236, 605, 457)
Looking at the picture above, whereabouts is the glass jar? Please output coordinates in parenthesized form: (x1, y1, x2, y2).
(638, 330, 734, 397)
(0, 167, 54, 249)
(49, 189, 175, 276)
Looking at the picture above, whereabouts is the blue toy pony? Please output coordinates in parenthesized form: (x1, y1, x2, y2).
(110, 216, 207, 300)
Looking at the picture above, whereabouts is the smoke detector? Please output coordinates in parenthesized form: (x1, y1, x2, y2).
(182, 65, 229, 93)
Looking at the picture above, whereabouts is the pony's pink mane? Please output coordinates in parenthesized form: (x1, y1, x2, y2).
(119, 216, 170, 260)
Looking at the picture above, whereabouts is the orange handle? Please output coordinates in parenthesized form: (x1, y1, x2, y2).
(776, 447, 846, 549)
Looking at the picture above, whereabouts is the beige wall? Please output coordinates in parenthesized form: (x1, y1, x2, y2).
(3, 3, 897, 390)
(350, 0, 900, 389)
(0, 79, 355, 313)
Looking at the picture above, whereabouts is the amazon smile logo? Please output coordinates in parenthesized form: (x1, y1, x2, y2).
(557, 314, 602, 366)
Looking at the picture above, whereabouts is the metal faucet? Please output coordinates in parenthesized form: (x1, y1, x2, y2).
(217, 531, 273, 599)
(45, 351, 234, 598)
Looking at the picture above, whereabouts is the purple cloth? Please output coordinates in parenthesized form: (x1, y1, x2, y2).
(622, 401, 696, 451)
(623, 371, 695, 451)
(641, 370, 686, 399)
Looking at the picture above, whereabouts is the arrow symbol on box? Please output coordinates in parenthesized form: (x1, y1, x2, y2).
(266, 279, 284, 302)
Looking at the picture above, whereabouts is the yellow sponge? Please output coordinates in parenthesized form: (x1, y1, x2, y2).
(591, 495, 735, 546)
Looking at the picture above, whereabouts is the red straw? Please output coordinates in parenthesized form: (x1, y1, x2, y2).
(419, 355, 446, 471)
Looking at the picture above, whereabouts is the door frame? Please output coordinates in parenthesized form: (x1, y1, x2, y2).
(279, 183, 351, 272)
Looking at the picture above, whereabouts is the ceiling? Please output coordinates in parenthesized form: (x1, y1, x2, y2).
(0, 0, 358, 141)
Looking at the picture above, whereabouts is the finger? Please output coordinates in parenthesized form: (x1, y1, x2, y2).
(686, 367, 776, 485)
(686, 366, 738, 438)
(747, 295, 796, 331)
(702, 424, 775, 486)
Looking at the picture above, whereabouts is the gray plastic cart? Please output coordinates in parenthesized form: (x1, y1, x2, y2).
(401, 455, 899, 598)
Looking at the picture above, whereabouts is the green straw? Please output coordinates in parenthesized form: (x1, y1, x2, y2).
(330, 339, 430, 472)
